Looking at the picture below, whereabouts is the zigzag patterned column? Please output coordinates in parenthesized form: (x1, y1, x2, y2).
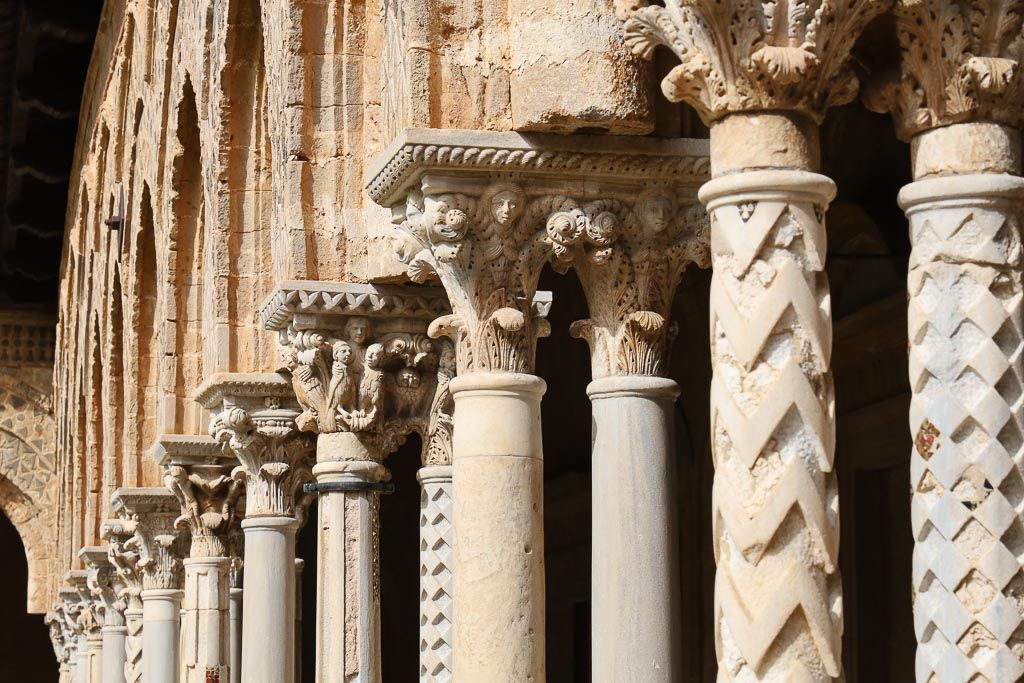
(701, 171, 841, 680)
(417, 465, 453, 682)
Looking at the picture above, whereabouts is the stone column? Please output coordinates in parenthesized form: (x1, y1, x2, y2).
(58, 590, 81, 683)
(263, 281, 455, 682)
(111, 489, 188, 683)
(547, 184, 709, 680)
(68, 570, 104, 683)
(417, 465, 452, 682)
(199, 373, 315, 683)
(228, 529, 243, 683)
(624, 3, 885, 678)
(103, 519, 144, 683)
(160, 436, 244, 683)
(371, 128, 710, 681)
(47, 607, 75, 683)
(294, 558, 304, 683)
(864, 10, 1024, 679)
(80, 546, 127, 683)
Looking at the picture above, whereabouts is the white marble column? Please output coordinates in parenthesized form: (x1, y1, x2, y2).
(68, 570, 104, 683)
(265, 283, 456, 683)
(622, 0, 889, 675)
(417, 465, 452, 682)
(103, 519, 144, 683)
(295, 558, 304, 683)
(162, 443, 243, 683)
(201, 374, 314, 683)
(864, 8, 1024, 679)
(111, 489, 187, 683)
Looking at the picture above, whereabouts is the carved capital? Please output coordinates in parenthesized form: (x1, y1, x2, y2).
(864, 0, 1024, 139)
(101, 518, 143, 610)
(368, 129, 709, 376)
(198, 373, 315, 518)
(110, 488, 188, 592)
(622, 0, 890, 123)
(549, 190, 710, 377)
(79, 547, 124, 628)
(263, 281, 458, 466)
(154, 434, 244, 558)
(45, 610, 69, 664)
(65, 571, 102, 638)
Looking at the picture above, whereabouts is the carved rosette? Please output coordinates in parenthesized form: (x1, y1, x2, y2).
(111, 489, 188, 592)
(547, 190, 710, 378)
(863, 0, 1024, 139)
(622, 0, 890, 122)
(166, 463, 243, 558)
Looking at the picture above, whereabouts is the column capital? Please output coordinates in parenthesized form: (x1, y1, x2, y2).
(110, 488, 188, 592)
(367, 128, 709, 375)
(622, 0, 890, 125)
(101, 518, 143, 611)
(154, 434, 243, 558)
(79, 546, 124, 628)
(261, 280, 458, 466)
(198, 373, 315, 518)
(57, 587, 83, 656)
(65, 570, 102, 639)
(864, 0, 1024, 141)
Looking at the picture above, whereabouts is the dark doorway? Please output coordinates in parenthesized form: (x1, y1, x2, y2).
(0, 512, 57, 680)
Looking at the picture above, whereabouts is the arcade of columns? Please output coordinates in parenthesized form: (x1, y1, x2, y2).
(40, 0, 1024, 681)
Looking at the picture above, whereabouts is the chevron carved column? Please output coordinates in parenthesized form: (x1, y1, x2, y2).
(865, 3, 1024, 679)
(624, 0, 887, 678)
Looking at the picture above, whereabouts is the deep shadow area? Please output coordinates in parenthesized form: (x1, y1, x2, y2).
(0, 512, 56, 680)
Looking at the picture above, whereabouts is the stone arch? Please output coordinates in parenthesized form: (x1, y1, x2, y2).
(0, 373, 57, 613)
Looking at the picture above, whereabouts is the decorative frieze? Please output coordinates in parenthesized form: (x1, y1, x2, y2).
(198, 373, 315, 519)
(110, 488, 188, 592)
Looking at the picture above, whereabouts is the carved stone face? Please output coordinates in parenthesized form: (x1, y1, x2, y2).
(345, 317, 371, 345)
(333, 341, 352, 365)
(398, 367, 420, 388)
(641, 196, 672, 234)
(491, 190, 522, 228)
(365, 343, 384, 369)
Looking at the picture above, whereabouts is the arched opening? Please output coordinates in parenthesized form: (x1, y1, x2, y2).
(169, 77, 204, 433)
(87, 315, 103, 544)
(135, 182, 159, 483)
(106, 264, 124, 498)
(0, 511, 57, 680)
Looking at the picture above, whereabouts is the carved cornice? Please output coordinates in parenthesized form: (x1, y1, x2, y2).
(622, 0, 890, 123)
(155, 435, 243, 559)
(366, 128, 709, 207)
(370, 129, 708, 375)
(110, 488, 187, 592)
(863, 0, 1024, 138)
(79, 546, 124, 628)
(260, 281, 451, 332)
(101, 518, 142, 610)
(200, 373, 315, 519)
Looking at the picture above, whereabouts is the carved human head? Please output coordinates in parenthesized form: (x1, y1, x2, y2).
(640, 193, 673, 235)
(332, 341, 353, 365)
(489, 185, 525, 229)
(398, 367, 420, 388)
(365, 343, 384, 369)
(345, 317, 371, 345)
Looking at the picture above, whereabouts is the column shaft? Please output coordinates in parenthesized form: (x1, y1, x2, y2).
(181, 557, 231, 683)
(702, 167, 842, 680)
(87, 636, 103, 682)
(101, 625, 127, 683)
(140, 589, 183, 683)
(240, 516, 298, 683)
(123, 607, 143, 683)
(901, 132, 1024, 680)
(313, 442, 385, 683)
(418, 465, 453, 682)
(589, 376, 682, 680)
(229, 588, 242, 683)
(451, 372, 546, 680)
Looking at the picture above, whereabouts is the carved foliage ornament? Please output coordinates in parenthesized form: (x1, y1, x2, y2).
(210, 403, 314, 518)
(397, 181, 709, 378)
(103, 519, 143, 610)
(863, 0, 1024, 138)
(622, 0, 891, 122)
(549, 190, 710, 377)
(166, 464, 243, 558)
(282, 317, 455, 466)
